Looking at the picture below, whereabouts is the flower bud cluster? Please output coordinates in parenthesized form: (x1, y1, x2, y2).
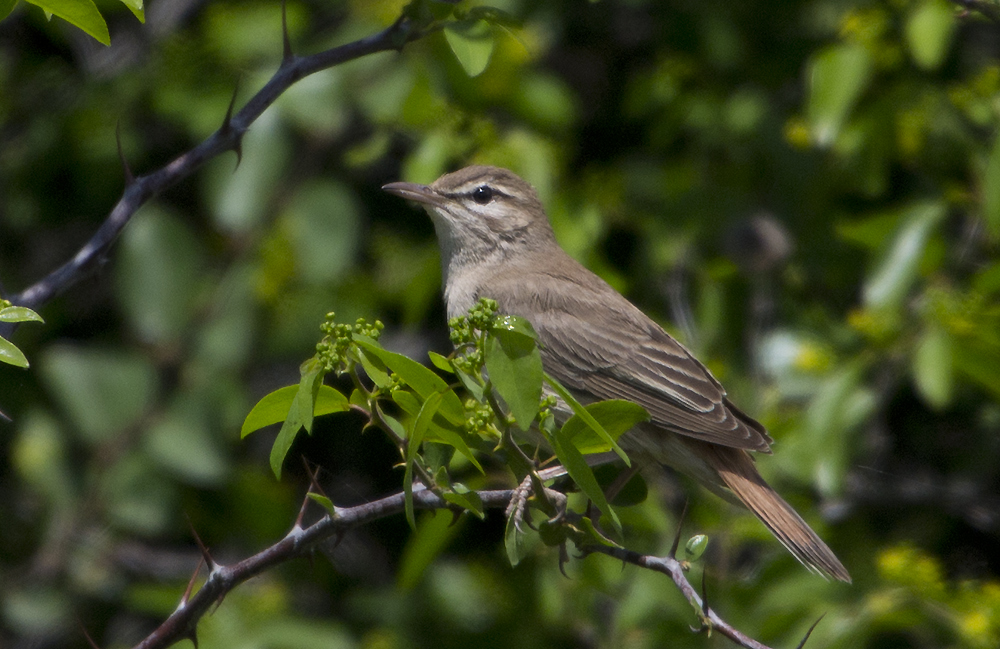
(316, 313, 384, 372)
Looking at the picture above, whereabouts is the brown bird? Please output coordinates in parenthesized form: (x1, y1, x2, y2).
(383, 165, 850, 582)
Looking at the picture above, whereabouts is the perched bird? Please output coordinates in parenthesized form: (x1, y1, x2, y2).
(383, 165, 850, 582)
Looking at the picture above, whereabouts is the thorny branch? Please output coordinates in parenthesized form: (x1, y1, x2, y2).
(0, 9, 434, 335)
(127, 486, 802, 649)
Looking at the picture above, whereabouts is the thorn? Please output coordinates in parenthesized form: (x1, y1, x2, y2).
(281, 0, 293, 63)
(182, 557, 206, 605)
(794, 613, 826, 649)
(186, 515, 219, 572)
(181, 628, 199, 649)
(219, 78, 244, 170)
(79, 618, 100, 649)
(668, 499, 689, 559)
(700, 568, 710, 619)
(116, 121, 134, 185)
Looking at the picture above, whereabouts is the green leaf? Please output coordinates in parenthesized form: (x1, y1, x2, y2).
(27, 0, 109, 45)
(544, 373, 630, 466)
(357, 348, 392, 388)
(404, 391, 443, 529)
(0, 0, 18, 21)
(118, 0, 143, 23)
(355, 336, 465, 425)
(241, 385, 349, 438)
(307, 492, 336, 515)
(906, 0, 955, 71)
(561, 400, 649, 454)
(0, 306, 43, 324)
(40, 346, 157, 443)
(952, 339, 1000, 402)
(485, 320, 543, 431)
(982, 134, 1000, 237)
(442, 484, 484, 519)
(807, 43, 872, 146)
(392, 389, 483, 473)
(428, 351, 453, 372)
(117, 208, 204, 345)
(398, 510, 465, 590)
(863, 202, 946, 310)
(0, 336, 29, 368)
(546, 424, 622, 537)
(270, 402, 304, 480)
(913, 325, 953, 409)
(443, 18, 494, 77)
(296, 359, 325, 434)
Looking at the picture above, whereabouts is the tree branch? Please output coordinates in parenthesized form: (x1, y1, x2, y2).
(2, 12, 433, 322)
(128, 485, 787, 649)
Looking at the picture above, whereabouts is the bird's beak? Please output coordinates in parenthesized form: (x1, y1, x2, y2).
(381, 181, 445, 208)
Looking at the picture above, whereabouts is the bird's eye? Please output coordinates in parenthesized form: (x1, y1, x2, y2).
(472, 186, 494, 205)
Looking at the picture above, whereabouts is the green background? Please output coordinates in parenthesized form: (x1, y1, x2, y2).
(1, 0, 1000, 647)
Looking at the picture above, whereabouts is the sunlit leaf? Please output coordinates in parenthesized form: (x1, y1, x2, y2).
(544, 373, 629, 465)
(0, 337, 29, 368)
(355, 336, 465, 425)
(118, 0, 142, 22)
(0, 306, 43, 323)
(0, 0, 18, 21)
(307, 492, 336, 515)
(241, 385, 349, 438)
(404, 391, 443, 529)
(485, 320, 542, 431)
(27, 0, 109, 45)
(561, 400, 649, 454)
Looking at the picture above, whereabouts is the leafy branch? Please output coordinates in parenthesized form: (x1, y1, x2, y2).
(226, 300, 821, 649)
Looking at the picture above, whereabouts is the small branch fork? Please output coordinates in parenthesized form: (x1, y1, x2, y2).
(124, 486, 818, 649)
(1, 7, 433, 324)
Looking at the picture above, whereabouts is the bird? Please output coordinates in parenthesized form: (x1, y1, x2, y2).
(382, 165, 850, 582)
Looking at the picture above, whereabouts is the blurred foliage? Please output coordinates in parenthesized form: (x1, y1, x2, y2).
(2, 0, 1000, 647)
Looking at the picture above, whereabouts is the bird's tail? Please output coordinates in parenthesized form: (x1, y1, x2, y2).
(702, 443, 851, 583)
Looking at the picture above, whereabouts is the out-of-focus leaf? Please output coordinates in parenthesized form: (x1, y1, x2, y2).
(444, 19, 494, 77)
(863, 202, 946, 310)
(952, 338, 1000, 401)
(807, 43, 872, 146)
(40, 346, 157, 444)
(0, 0, 18, 21)
(102, 455, 176, 534)
(913, 325, 953, 409)
(241, 385, 349, 438)
(398, 509, 465, 590)
(906, 0, 955, 71)
(145, 400, 228, 486)
(0, 337, 29, 368)
(117, 208, 204, 346)
(283, 181, 360, 283)
(27, 0, 109, 45)
(0, 306, 43, 323)
(485, 319, 542, 431)
(982, 134, 1000, 237)
(561, 400, 649, 454)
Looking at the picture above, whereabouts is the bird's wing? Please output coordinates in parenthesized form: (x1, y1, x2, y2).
(488, 262, 773, 452)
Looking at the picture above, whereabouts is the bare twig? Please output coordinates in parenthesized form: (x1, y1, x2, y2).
(583, 544, 779, 649)
(952, 0, 1000, 23)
